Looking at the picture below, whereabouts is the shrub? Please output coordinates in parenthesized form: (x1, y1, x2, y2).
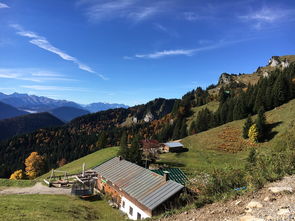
(9, 170, 24, 180)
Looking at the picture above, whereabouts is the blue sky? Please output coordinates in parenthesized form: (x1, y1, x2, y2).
(0, 0, 294, 106)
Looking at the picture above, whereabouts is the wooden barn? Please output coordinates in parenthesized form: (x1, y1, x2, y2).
(163, 142, 184, 153)
(93, 157, 184, 220)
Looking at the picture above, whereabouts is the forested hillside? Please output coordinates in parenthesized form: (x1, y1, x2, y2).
(0, 56, 294, 178)
(0, 112, 64, 142)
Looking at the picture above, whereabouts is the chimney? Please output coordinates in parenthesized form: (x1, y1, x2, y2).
(163, 171, 170, 182)
(119, 156, 123, 161)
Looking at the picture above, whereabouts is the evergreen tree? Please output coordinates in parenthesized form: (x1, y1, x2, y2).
(97, 131, 107, 149)
(254, 88, 265, 113)
(272, 75, 288, 107)
(180, 118, 188, 138)
(233, 97, 246, 120)
(219, 87, 228, 103)
(265, 87, 273, 110)
(189, 121, 196, 135)
(172, 119, 182, 140)
(128, 135, 142, 165)
(246, 148, 257, 165)
(118, 131, 128, 158)
(256, 107, 266, 142)
(243, 115, 253, 139)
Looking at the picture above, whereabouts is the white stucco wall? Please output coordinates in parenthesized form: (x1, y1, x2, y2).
(119, 196, 151, 220)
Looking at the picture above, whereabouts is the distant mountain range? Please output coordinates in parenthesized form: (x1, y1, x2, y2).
(0, 93, 128, 138)
(0, 92, 80, 112)
(83, 102, 129, 112)
(48, 106, 90, 122)
(0, 92, 128, 113)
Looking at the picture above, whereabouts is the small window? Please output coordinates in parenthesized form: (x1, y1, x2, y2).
(137, 212, 141, 220)
(122, 200, 125, 208)
(129, 206, 133, 216)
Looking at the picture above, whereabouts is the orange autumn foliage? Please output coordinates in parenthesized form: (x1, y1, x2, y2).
(9, 169, 24, 180)
(25, 152, 45, 179)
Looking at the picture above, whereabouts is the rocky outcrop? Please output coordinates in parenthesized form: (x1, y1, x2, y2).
(218, 73, 236, 85)
(268, 56, 290, 68)
(144, 112, 154, 122)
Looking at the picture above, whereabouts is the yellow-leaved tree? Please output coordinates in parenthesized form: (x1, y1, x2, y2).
(9, 169, 24, 180)
(25, 152, 45, 179)
(248, 124, 259, 143)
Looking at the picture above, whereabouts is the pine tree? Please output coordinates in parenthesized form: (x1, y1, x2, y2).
(256, 108, 266, 142)
(180, 119, 188, 138)
(254, 88, 265, 113)
(272, 75, 288, 107)
(118, 131, 128, 159)
(243, 115, 253, 139)
(219, 87, 228, 103)
(128, 135, 142, 165)
(233, 98, 246, 120)
(265, 87, 273, 110)
(97, 131, 107, 149)
(172, 119, 182, 140)
(189, 121, 196, 135)
(246, 148, 257, 165)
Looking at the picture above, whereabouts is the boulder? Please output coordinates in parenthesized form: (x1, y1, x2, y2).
(246, 201, 263, 209)
(268, 186, 293, 194)
(240, 215, 264, 221)
(277, 208, 290, 216)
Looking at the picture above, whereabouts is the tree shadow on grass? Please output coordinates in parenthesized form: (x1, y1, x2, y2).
(265, 121, 282, 141)
(81, 194, 101, 202)
(156, 161, 186, 168)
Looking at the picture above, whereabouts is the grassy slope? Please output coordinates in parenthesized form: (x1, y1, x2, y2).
(0, 179, 36, 187)
(0, 147, 124, 221)
(39, 146, 119, 179)
(187, 101, 219, 128)
(0, 195, 125, 221)
(158, 99, 295, 176)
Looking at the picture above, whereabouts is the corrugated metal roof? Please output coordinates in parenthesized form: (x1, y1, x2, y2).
(93, 157, 183, 210)
(164, 142, 184, 148)
(151, 168, 188, 185)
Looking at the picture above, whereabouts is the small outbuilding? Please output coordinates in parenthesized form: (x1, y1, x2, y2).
(163, 142, 184, 153)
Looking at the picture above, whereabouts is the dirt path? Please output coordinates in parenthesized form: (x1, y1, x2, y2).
(0, 182, 71, 195)
(161, 175, 295, 221)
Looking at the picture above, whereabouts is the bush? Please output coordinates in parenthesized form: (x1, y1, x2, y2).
(195, 195, 213, 208)
(9, 170, 24, 180)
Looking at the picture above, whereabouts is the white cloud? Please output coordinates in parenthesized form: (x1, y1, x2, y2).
(21, 85, 87, 92)
(239, 7, 295, 29)
(129, 39, 250, 59)
(183, 12, 200, 21)
(10, 24, 107, 80)
(0, 68, 76, 82)
(135, 49, 195, 59)
(0, 2, 9, 8)
(78, 0, 167, 22)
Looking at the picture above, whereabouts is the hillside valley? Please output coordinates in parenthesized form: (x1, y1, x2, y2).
(0, 55, 294, 178)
